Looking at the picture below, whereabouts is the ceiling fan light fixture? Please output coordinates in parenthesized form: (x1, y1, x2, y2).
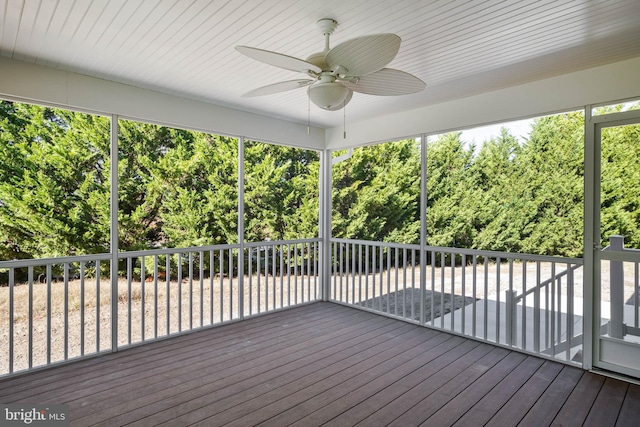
(236, 18, 426, 110)
(308, 82, 349, 110)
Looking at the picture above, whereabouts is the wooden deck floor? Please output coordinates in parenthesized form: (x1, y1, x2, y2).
(1, 302, 639, 426)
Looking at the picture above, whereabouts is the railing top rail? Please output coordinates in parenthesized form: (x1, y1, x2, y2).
(0, 252, 112, 268)
(244, 238, 322, 248)
(422, 245, 583, 264)
(600, 250, 640, 262)
(119, 243, 241, 258)
(602, 244, 640, 254)
(330, 238, 584, 264)
(0, 238, 323, 268)
(330, 238, 420, 251)
(1, 238, 585, 269)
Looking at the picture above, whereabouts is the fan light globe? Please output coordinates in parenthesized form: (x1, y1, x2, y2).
(308, 82, 349, 110)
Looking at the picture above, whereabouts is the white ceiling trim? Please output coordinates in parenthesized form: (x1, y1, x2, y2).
(0, 56, 325, 150)
(325, 57, 640, 149)
(1, 0, 639, 129)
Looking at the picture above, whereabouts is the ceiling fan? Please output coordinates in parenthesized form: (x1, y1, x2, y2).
(236, 18, 426, 111)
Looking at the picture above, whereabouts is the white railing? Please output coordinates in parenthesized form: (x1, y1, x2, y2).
(2, 236, 587, 376)
(244, 240, 320, 316)
(601, 235, 640, 340)
(330, 238, 584, 365)
(0, 239, 320, 376)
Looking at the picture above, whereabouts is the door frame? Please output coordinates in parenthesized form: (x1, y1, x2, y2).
(584, 106, 640, 376)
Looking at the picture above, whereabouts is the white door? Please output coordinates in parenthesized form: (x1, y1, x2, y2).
(593, 112, 640, 378)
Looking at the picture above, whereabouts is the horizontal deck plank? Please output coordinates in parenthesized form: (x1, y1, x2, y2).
(582, 377, 629, 427)
(617, 383, 640, 426)
(550, 371, 605, 427)
(485, 360, 565, 426)
(151, 319, 414, 426)
(0, 302, 636, 427)
(452, 355, 546, 426)
(88, 314, 409, 425)
(0, 302, 340, 400)
(321, 340, 493, 426)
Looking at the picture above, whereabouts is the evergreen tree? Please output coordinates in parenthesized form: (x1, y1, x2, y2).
(600, 116, 640, 248)
(244, 141, 319, 242)
(518, 112, 584, 257)
(425, 133, 478, 248)
(332, 139, 420, 243)
(3, 97, 638, 264)
(472, 127, 530, 252)
(0, 101, 110, 259)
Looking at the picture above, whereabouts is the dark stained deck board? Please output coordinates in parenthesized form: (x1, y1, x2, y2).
(319, 340, 493, 427)
(583, 377, 629, 427)
(79, 307, 403, 425)
(359, 346, 512, 426)
(0, 302, 637, 427)
(484, 360, 564, 426)
(151, 320, 420, 426)
(223, 326, 454, 427)
(550, 371, 606, 426)
(617, 384, 640, 426)
(519, 365, 586, 427)
(413, 351, 529, 426)
(90, 314, 416, 426)
(8, 304, 362, 405)
(0, 302, 344, 400)
(451, 355, 546, 426)
(260, 333, 465, 427)
(289, 339, 483, 426)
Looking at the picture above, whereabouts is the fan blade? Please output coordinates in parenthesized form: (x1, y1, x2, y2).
(325, 33, 401, 77)
(325, 89, 353, 111)
(242, 79, 314, 97)
(236, 46, 321, 74)
(343, 68, 425, 96)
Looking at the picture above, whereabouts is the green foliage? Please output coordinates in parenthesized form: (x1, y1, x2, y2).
(332, 139, 420, 243)
(470, 127, 526, 252)
(516, 112, 585, 256)
(600, 121, 640, 248)
(2, 98, 639, 262)
(125, 126, 239, 248)
(0, 102, 110, 259)
(244, 141, 319, 242)
(425, 132, 478, 248)
(422, 113, 586, 256)
(0, 102, 243, 258)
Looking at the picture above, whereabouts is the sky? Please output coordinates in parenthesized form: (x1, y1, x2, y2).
(422, 117, 537, 149)
(458, 100, 639, 147)
(459, 117, 535, 146)
(417, 100, 638, 149)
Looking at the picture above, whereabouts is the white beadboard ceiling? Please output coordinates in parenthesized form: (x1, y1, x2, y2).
(1, 0, 640, 129)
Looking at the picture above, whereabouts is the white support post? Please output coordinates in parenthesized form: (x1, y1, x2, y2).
(419, 134, 427, 326)
(110, 115, 119, 352)
(238, 137, 245, 319)
(583, 105, 595, 369)
(505, 290, 518, 346)
(319, 149, 333, 301)
(609, 235, 625, 339)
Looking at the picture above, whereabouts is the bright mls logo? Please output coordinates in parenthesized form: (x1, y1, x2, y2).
(1, 404, 69, 426)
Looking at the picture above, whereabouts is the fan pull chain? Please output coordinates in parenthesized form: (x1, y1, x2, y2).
(307, 96, 311, 135)
(343, 101, 347, 139)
